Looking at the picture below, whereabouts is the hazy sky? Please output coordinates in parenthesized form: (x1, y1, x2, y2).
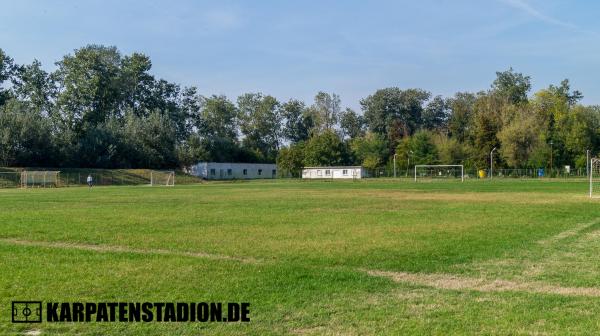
(2, 0, 599, 110)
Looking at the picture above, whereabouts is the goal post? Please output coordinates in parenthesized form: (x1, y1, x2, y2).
(414, 165, 464, 182)
(150, 170, 175, 186)
(20, 171, 61, 188)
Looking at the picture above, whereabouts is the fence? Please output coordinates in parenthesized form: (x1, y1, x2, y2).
(370, 167, 589, 179)
(0, 169, 203, 188)
(0, 172, 21, 188)
(0, 167, 591, 188)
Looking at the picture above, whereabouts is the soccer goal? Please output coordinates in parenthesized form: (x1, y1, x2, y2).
(590, 158, 600, 198)
(414, 165, 464, 182)
(20, 171, 61, 188)
(150, 170, 175, 186)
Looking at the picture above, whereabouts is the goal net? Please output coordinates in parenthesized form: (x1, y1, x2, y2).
(150, 170, 175, 186)
(21, 171, 61, 188)
(414, 165, 464, 182)
(590, 158, 600, 198)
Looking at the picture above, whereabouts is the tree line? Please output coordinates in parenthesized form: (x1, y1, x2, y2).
(1, 45, 598, 175)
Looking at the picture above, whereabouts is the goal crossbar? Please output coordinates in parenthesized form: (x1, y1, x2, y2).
(414, 165, 464, 182)
(150, 170, 175, 186)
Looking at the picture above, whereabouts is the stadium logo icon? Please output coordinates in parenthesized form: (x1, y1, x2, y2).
(12, 301, 42, 323)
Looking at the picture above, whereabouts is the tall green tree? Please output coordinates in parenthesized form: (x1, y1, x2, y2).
(12, 59, 56, 114)
(0, 49, 16, 106)
(276, 142, 306, 177)
(492, 68, 531, 105)
(422, 95, 448, 131)
(498, 112, 543, 168)
(237, 93, 282, 162)
(123, 111, 178, 168)
(447, 92, 477, 142)
(281, 99, 312, 143)
(119, 52, 154, 115)
(396, 130, 438, 167)
(0, 99, 54, 166)
(350, 132, 388, 171)
(471, 93, 504, 168)
(303, 130, 347, 166)
(54, 45, 124, 132)
(432, 133, 467, 165)
(361, 87, 430, 148)
(308, 91, 340, 133)
(339, 108, 365, 139)
(548, 79, 583, 107)
(200, 95, 238, 139)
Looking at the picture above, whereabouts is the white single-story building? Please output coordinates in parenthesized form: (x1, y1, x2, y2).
(189, 162, 277, 180)
(301, 166, 367, 179)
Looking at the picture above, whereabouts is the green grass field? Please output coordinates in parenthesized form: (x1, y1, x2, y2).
(2, 179, 600, 335)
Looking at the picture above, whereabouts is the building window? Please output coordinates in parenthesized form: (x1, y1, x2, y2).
(317, 170, 322, 176)
(243, 169, 247, 175)
(258, 169, 262, 175)
(343, 169, 348, 175)
(325, 170, 331, 175)
(210, 169, 216, 175)
(227, 169, 232, 176)
(272, 169, 276, 176)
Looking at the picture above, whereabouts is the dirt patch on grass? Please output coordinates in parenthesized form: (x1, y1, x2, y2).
(338, 189, 578, 205)
(291, 326, 328, 335)
(0, 238, 260, 264)
(366, 269, 600, 297)
(23, 330, 41, 336)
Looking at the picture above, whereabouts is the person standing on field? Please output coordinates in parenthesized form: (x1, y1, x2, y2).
(87, 174, 93, 188)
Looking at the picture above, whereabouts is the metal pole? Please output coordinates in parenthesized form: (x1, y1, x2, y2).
(393, 154, 397, 178)
(490, 147, 497, 180)
(414, 165, 417, 182)
(587, 149, 590, 178)
(407, 150, 413, 178)
(550, 141, 553, 177)
(591, 158, 594, 198)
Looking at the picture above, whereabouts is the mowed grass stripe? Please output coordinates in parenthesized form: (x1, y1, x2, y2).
(0, 238, 260, 264)
(365, 269, 600, 297)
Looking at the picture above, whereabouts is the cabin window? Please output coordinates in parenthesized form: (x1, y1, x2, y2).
(325, 170, 331, 175)
(272, 169, 276, 176)
(227, 169, 232, 176)
(243, 169, 248, 175)
(210, 169, 216, 175)
(258, 169, 262, 175)
(343, 169, 348, 175)
(317, 170, 322, 176)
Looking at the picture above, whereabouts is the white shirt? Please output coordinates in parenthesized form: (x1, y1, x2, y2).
(87, 176, 92, 182)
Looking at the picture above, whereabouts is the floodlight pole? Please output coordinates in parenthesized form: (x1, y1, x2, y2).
(591, 158, 594, 198)
(393, 154, 397, 178)
(406, 150, 413, 178)
(549, 141, 554, 177)
(490, 147, 497, 180)
(587, 149, 590, 178)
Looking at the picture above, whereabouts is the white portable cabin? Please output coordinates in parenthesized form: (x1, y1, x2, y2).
(189, 162, 277, 180)
(301, 166, 366, 179)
